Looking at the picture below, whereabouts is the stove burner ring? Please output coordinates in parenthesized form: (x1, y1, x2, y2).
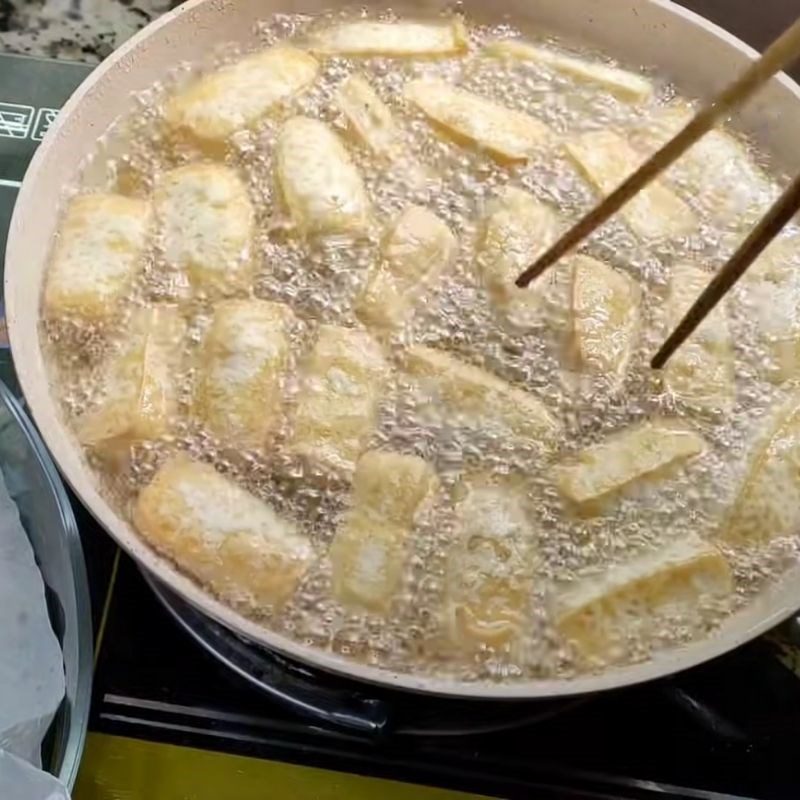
(144, 570, 586, 737)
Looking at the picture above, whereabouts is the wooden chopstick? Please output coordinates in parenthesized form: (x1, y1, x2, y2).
(515, 15, 800, 290)
(651, 173, 800, 369)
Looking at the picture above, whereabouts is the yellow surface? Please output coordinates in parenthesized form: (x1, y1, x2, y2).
(75, 733, 496, 800)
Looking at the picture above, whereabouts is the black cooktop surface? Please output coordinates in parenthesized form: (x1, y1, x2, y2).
(89, 545, 800, 800)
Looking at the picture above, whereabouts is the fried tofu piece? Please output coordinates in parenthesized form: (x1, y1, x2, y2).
(164, 46, 318, 152)
(330, 451, 439, 612)
(154, 164, 254, 297)
(335, 74, 433, 190)
(485, 39, 652, 102)
(276, 117, 371, 237)
(402, 345, 561, 446)
(355, 206, 456, 331)
(557, 419, 705, 506)
(346, 451, 439, 525)
(308, 19, 468, 57)
(742, 237, 800, 384)
(288, 325, 388, 475)
(556, 534, 732, 657)
(445, 477, 536, 649)
(76, 306, 185, 462)
(565, 130, 695, 239)
(636, 103, 776, 225)
(44, 193, 151, 323)
(134, 456, 314, 608)
(570, 255, 640, 387)
(404, 80, 552, 162)
(477, 187, 560, 320)
(663, 263, 735, 414)
(194, 300, 294, 449)
(723, 396, 800, 545)
(335, 74, 402, 159)
(757, 290, 800, 386)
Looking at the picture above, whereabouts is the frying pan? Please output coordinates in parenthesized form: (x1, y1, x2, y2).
(6, 0, 800, 699)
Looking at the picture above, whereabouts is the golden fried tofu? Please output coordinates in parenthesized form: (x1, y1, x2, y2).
(404, 80, 552, 162)
(356, 206, 456, 332)
(194, 300, 294, 449)
(44, 193, 151, 323)
(330, 451, 439, 612)
(445, 477, 536, 649)
(477, 187, 560, 322)
(556, 535, 731, 658)
(76, 306, 185, 462)
(403, 345, 561, 446)
(557, 419, 705, 507)
(485, 40, 652, 102)
(723, 395, 800, 545)
(335, 74, 402, 159)
(308, 19, 468, 57)
(164, 46, 318, 153)
(741, 237, 800, 384)
(570, 255, 640, 388)
(663, 263, 735, 414)
(134, 456, 314, 608)
(636, 102, 776, 226)
(154, 164, 254, 297)
(565, 130, 695, 239)
(276, 117, 371, 237)
(288, 325, 388, 475)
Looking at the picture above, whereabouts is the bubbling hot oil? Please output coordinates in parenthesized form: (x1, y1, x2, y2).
(42, 10, 800, 682)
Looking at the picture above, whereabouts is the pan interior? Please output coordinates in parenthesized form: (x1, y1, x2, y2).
(9, 0, 800, 698)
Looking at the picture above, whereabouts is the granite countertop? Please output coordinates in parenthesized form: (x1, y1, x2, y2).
(0, 0, 176, 63)
(1, 0, 796, 68)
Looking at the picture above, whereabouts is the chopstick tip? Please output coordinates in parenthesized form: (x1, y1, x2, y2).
(515, 257, 548, 288)
(650, 340, 674, 370)
(650, 352, 667, 370)
(514, 271, 533, 289)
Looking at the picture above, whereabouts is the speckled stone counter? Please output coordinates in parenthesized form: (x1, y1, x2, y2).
(0, 0, 176, 63)
(1, 0, 797, 69)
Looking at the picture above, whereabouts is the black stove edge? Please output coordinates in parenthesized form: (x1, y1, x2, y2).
(91, 702, 755, 800)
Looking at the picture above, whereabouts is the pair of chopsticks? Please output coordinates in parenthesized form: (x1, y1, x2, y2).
(516, 16, 800, 369)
